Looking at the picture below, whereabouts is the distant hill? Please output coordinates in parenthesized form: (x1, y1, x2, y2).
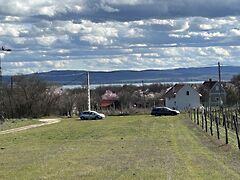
(3, 66, 240, 85)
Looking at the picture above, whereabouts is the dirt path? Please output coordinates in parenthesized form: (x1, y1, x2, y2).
(0, 118, 61, 135)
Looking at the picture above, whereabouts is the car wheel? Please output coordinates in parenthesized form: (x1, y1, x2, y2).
(80, 117, 85, 120)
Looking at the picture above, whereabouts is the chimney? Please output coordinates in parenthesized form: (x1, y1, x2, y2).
(209, 78, 212, 82)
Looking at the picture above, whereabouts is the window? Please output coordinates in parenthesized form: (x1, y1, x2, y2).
(186, 91, 190, 95)
(215, 85, 219, 91)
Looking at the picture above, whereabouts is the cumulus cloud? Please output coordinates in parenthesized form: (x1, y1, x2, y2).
(1, 1, 240, 74)
(0, 0, 240, 21)
(210, 47, 230, 57)
(36, 36, 57, 46)
(230, 29, 240, 36)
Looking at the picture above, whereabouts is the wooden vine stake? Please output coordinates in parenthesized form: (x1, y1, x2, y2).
(223, 114, 228, 144)
(233, 115, 240, 150)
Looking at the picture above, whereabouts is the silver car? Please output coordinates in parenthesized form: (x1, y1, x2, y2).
(79, 111, 105, 120)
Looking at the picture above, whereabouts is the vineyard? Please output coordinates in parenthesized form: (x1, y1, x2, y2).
(189, 106, 240, 149)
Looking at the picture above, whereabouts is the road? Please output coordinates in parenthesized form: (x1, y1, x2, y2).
(0, 118, 61, 135)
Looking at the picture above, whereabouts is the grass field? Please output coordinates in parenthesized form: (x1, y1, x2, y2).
(0, 114, 240, 179)
(0, 119, 40, 131)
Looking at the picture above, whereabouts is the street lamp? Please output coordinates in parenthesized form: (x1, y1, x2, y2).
(0, 46, 12, 121)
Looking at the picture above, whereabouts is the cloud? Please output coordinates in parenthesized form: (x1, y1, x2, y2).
(36, 36, 57, 46)
(210, 47, 230, 57)
(1, 1, 240, 75)
(0, 0, 240, 21)
(188, 31, 226, 40)
(230, 29, 240, 36)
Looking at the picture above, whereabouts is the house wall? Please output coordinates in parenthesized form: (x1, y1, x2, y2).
(166, 85, 201, 111)
(201, 82, 227, 107)
(165, 97, 177, 110)
(208, 83, 226, 106)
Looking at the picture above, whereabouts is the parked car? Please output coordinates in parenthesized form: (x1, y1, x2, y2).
(151, 107, 180, 116)
(79, 111, 105, 120)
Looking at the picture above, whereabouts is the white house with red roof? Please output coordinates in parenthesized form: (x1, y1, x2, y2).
(164, 84, 201, 111)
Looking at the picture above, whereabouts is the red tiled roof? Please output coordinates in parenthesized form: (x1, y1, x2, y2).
(165, 84, 185, 98)
(100, 99, 115, 108)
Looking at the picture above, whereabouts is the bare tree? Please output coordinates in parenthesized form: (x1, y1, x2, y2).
(2, 75, 60, 118)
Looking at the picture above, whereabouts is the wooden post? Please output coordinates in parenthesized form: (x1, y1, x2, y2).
(194, 109, 196, 123)
(216, 116, 220, 140)
(226, 114, 230, 129)
(191, 109, 193, 121)
(218, 109, 221, 125)
(197, 108, 199, 125)
(225, 108, 229, 129)
(210, 113, 213, 136)
(204, 109, 207, 132)
(231, 114, 234, 130)
(236, 111, 239, 133)
(233, 115, 240, 150)
(221, 108, 224, 127)
(223, 114, 228, 144)
(209, 106, 211, 119)
(215, 109, 218, 122)
(201, 112, 204, 129)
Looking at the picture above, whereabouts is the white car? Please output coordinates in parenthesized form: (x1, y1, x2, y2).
(79, 111, 105, 120)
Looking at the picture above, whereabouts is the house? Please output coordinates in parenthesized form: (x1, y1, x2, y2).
(100, 90, 119, 109)
(199, 79, 226, 107)
(164, 84, 201, 111)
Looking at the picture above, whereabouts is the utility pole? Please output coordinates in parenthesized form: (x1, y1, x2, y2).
(0, 46, 12, 121)
(0, 54, 2, 91)
(87, 71, 91, 111)
(0, 54, 3, 120)
(218, 62, 222, 108)
(142, 80, 146, 112)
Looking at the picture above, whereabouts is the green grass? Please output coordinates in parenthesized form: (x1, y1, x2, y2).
(0, 114, 240, 179)
(0, 119, 40, 131)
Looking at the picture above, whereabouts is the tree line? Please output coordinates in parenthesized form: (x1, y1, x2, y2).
(0, 74, 240, 119)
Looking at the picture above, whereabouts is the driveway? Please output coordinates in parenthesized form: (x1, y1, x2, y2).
(0, 118, 61, 135)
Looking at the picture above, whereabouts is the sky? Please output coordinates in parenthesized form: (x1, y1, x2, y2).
(0, 0, 240, 75)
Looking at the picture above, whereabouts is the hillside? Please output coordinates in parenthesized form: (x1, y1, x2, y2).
(3, 66, 240, 85)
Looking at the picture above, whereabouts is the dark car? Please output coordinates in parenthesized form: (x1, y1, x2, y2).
(151, 107, 180, 116)
(79, 111, 105, 120)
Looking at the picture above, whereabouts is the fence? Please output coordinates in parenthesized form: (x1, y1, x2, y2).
(189, 107, 240, 150)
